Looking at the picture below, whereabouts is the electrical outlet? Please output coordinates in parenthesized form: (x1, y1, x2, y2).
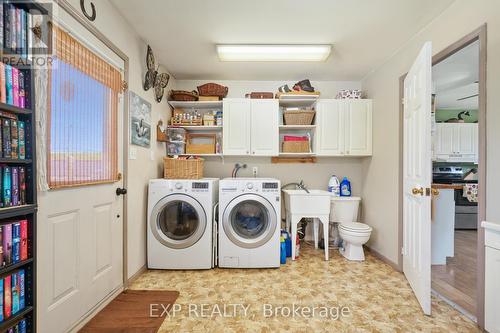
(252, 167, 258, 177)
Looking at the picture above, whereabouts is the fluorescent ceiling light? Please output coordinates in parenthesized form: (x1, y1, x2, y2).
(216, 44, 332, 62)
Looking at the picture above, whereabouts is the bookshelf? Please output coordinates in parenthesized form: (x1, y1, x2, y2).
(0, 0, 43, 331)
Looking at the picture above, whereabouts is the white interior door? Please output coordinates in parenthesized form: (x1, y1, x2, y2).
(250, 99, 279, 156)
(403, 41, 432, 315)
(223, 99, 251, 155)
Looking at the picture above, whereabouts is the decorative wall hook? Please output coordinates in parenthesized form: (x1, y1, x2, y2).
(80, 0, 96, 21)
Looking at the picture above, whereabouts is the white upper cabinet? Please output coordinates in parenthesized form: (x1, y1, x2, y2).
(315, 100, 345, 155)
(315, 99, 372, 156)
(344, 99, 372, 156)
(250, 99, 279, 156)
(223, 99, 279, 156)
(433, 123, 478, 162)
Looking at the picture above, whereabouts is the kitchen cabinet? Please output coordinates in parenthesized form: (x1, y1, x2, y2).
(315, 99, 372, 156)
(434, 123, 478, 163)
(223, 99, 279, 156)
(483, 221, 500, 333)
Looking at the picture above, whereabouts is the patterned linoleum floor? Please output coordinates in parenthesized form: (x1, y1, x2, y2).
(131, 244, 479, 332)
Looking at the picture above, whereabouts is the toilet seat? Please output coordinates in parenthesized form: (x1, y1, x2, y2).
(339, 222, 372, 232)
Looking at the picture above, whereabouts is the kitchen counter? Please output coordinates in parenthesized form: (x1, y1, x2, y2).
(432, 183, 464, 190)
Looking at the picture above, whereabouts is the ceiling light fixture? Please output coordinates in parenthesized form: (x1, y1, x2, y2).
(216, 44, 332, 62)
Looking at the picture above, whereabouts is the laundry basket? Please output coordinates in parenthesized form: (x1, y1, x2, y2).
(163, 157, 204, 179)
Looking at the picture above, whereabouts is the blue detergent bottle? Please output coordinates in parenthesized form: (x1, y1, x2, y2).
(280, 236, 287, 264)
(340, 177, 352, 197)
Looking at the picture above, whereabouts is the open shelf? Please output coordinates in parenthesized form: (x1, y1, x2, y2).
(0, 258, 34, 277)
(279, 125, 316, 130)
(0, 306, 33, 332)
(278, 93, 319, 108)
(174, 153, 223, 157)
(0, 102, 32, 115)
(0, 158, 32, 164)
(279, 152, 315, 157)
(168, 100, 223, 109)
(0, 205, 37, 219)
(169, 125, 222, 131)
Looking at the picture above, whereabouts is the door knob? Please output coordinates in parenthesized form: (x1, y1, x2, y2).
(116, 188, 127, 196)
(412, 187, 424, 196)
(431, 188, 440, 196)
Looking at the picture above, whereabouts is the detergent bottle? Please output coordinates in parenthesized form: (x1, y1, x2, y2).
(340, 177, 352, 197)
(328, 175, 340, 196)
(280, 237, 287, 264)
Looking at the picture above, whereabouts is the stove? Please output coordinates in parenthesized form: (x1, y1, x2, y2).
(432, 166, 476, 184)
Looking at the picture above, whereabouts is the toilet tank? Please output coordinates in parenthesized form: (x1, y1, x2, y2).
(330, 197, 361, 222)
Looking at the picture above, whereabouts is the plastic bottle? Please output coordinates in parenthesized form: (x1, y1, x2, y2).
(328, 175, 340, 196)
(340, 177, 351, 197)
(280, 237, 287, 264)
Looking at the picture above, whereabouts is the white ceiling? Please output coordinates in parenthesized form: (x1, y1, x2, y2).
(432, 40, 479, 109)
(111, 0, 455, 81)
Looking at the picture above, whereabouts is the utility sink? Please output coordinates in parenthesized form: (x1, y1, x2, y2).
(283, 189, 332, 216)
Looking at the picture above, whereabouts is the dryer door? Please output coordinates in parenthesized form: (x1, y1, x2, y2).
(150, 194, 207, 249)
(222, 194, 277, 249)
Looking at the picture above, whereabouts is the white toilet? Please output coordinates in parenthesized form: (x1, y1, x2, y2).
(330, 196, 372, 261)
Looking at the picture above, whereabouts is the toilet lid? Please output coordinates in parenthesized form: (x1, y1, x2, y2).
(339, 222, 372, 232)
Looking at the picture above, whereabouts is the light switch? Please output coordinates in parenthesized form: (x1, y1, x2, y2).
(129, 147, 137, 160)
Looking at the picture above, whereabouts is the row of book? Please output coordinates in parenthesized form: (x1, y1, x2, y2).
(0, 63, 29, 109)
(5, 318, 26, 333)
(1, 115, 26, 159)
(0, 2, 31, 57)
(1, 220, 28, 268)
(0, 269, 26, 322)
(1, 166, 27, 208)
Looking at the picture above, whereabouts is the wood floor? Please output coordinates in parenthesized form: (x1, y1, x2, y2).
(432, 230, 477, 316)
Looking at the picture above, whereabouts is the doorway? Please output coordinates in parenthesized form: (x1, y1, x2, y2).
(399, 25, 487, 327)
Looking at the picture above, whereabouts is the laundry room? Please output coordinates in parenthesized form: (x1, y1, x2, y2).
(2, 0, 500, 332)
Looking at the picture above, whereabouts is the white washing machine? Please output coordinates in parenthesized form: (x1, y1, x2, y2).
(147, 178, 218, 269)
(218, 178, 281, 268)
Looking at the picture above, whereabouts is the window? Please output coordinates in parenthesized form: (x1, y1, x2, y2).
(47, 26, 121, 188)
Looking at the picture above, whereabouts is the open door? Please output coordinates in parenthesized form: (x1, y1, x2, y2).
(403, 42, 433, 315)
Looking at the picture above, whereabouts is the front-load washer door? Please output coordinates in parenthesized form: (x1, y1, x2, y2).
(150, 194, 207, 249)
(222, 194, 277, 249)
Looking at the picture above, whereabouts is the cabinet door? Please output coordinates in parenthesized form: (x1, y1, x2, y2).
(456, 123, 477, 156)
(344, 99, 372, 155)
(250, 99, 279, 156)
(223, 99, 251, 155)
(315, 100, 344, 156)
(434, 123, 454, 157)
(485, 246, 500, 333)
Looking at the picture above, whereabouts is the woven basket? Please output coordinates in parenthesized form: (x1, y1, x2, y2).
(282, 141, 310, 153)
(169, 90, 199, 101)
(283, 110, 315, 125)
(163, 157, 204, 179)
(197, 83, 228, 99)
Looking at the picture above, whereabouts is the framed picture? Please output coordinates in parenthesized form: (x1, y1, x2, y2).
(129, 91, 151, 147)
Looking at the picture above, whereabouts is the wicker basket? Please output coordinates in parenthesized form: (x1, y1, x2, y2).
(169, 90, 199, 101)
(282, 141, 310, 153)
(197, 83, 228, 99)
(283, 110, 315, 125)
(163, 157, 204, 179)
(186, 133, 216, 154)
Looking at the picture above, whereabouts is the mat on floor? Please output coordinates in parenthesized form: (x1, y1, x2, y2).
(79, 290, 180, 333)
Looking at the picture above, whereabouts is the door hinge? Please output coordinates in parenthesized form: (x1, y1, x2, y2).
(401, 247, 405, 255)
(401, 98, 405, 105)
(122, 80, 128, 92)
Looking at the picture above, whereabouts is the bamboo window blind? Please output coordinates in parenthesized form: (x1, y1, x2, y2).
(47, 26, 121, 188)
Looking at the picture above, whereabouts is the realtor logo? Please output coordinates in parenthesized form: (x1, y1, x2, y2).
(1, 0, 55, 69)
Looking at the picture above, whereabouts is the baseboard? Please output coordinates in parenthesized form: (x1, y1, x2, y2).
(365, 246, 402, 272)
(67, 285, 124, 333)
(126, 264, 147, 288)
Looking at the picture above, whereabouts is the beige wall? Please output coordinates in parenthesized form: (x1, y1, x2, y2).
(361, 0, 500, 264)
(64, 0, 175, 278)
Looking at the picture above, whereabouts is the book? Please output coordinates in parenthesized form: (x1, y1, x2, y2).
(18, 71, 25, 108)
(3, 166, 12, 206)
(18, 121, 25, 159)
(12, 67, 19, 107)
(5, 65, 13, 105)
(0, 63, 6, 104)
(4, 274, 11, 318)
(3, 118, 12, 158)
(0, 166, 3, 208)
(21, 10, 27, 58)
(0, 120, 2, 159)
(11, 167, 19, 206)
(9, 5, 16, 50)
(19, 319, 27, 333)
(20, 220, 27, 260)
(2, 224, 12, 266)
(22, 69, 31, 109)
(27, 12, 33, 60)
(0, 227, 3, 266)
(0, 4, 3, 51)
(0, 279, 3, 322)
(15, 7, 21, 55)
(11, 271, 18, 314)
(10, 120, 18, 159)
(4, 4, 11, 52)
(12, 222, 20, 263)
(19, 167, 25, 205)
(18, 270, 24, 310)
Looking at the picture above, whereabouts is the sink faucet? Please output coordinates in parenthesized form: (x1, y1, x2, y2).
(282, 180, 310, 193)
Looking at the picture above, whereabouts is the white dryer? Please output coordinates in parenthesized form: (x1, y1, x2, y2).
(218, 178, 281, 268)
(147, 178, 218, 269)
